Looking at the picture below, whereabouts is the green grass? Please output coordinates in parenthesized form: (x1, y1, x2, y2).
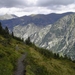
(0, 36, 26, 75)
(24, 46, 75, 75)
(0, 35, 75, 75)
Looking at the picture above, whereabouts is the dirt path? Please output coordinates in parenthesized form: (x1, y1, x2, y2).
(14, 53, 26, 75)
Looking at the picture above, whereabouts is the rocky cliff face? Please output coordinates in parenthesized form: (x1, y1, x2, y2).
(13, 14, 75, 60)
(13, 23, 41, 40)
(39, 14, 75, 60)
(30, 25, 52, 45)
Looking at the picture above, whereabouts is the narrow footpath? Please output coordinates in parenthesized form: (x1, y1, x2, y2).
(14, 53, 26, 75)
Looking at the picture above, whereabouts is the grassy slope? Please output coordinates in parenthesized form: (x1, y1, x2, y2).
(0, 35, 75, 75)
(25, 46, 75, 75)
(0, 35, 26, 75)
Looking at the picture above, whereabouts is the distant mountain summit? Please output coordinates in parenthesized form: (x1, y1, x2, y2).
(0, 14, 17, 20)
(1, 12, 74, 31)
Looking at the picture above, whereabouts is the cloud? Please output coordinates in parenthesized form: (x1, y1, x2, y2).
(37, 0, 75, 6)
(0, 0, 75, 8)
(0, 0, 28, 8)
(0, 0, 75, 16)
(0, 0, 38, 8)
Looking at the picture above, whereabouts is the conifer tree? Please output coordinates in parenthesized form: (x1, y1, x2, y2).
(5, 26, 9, 34)
(25, 37, 31, 45)
(0, 22, 3, 34)
(12, 32, 14, 37)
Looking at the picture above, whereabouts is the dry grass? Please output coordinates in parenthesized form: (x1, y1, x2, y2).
(25, 47, 75, 75)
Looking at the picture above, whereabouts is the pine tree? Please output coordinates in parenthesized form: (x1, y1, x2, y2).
(25, 37, 32, 45)
(5, 26, 9, 34)
(12, 32, 14, 38)
(0, 22, 3, 34)
(2, 26, 10, 38)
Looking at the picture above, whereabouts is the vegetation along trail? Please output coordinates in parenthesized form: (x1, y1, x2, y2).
(14, 53, 26, 75)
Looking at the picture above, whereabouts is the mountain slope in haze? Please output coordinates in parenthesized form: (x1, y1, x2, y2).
(0, 14, 17, 20)
(30, 25, 52, 45)
(13, 13, 75, 60)
(13, 23, 42, 40)
(1, 12, 74, 31)
(39, 14, 75, 60)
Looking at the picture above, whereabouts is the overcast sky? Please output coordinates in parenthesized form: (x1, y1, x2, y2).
(0, 0, 75, 17)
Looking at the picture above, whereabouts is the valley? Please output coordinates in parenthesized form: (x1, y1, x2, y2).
(13, 13, 75, 60)
(0, 12, 75, 75)
(0, 31, 75, 75)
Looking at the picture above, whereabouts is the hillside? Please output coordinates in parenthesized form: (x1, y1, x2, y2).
(38, 14, 75, 60)
(0, 22, 26, 75)
(13, 23, 41, 40)
(0, 30, 75, 75)
(25, 45, 75, 75)
(0, 36, 26, 75)
(13, 13, 75, 60)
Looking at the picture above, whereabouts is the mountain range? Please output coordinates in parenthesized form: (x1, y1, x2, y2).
(1, 12, 75, 60)
(0, 12, 74, 31)
(0, 24, 75, 75)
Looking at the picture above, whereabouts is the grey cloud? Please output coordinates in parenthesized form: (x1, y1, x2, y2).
(0, 0, 74, 8)
(0, 0, 28, 8)
(37, 0, 75, 6)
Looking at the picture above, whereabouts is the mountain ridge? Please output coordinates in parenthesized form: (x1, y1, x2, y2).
(0, 21, 75, 75)
(1, 12, 74, 31)
(13, 13, 75, 60)
(0, 14, 17, 20)
(37, 14, 75, 60)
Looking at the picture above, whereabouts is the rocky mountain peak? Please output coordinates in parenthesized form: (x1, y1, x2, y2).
(0, 14, 17, 20)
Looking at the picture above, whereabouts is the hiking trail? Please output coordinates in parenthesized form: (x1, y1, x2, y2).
(14, 53, 26, 75)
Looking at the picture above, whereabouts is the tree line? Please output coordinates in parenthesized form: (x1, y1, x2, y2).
(25, 36, 75, 62)
(0, 22, 9, 37)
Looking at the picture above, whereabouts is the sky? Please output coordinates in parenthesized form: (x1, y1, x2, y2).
(0, 0, 75, 17)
